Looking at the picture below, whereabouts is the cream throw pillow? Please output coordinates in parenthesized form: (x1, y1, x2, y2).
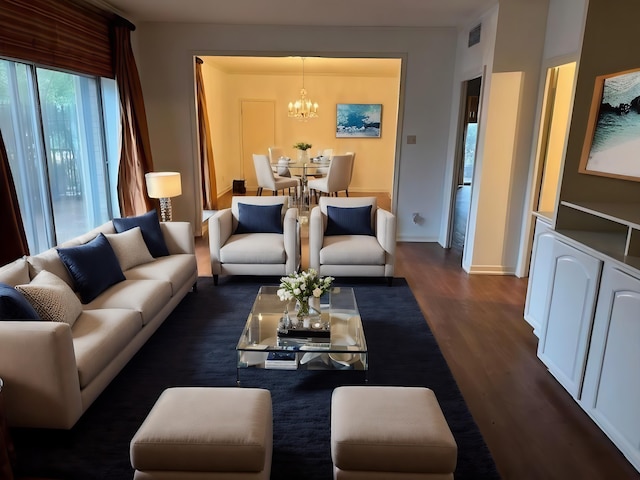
(15, 270, 82, 327)
(105, 226, 154, 271)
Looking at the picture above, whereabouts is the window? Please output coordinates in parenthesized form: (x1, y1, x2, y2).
(0, 58, 117, 253)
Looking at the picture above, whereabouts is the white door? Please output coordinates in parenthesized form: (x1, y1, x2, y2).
(581, 264, 640, 472)
(537, 237, 602, 399)
(241, 100, 275, 193)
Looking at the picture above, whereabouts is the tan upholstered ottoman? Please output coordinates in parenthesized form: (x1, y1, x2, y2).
(331, 386, 457, 480)
(130, 387, 272, 480)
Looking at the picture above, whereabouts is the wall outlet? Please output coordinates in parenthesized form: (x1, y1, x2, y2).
(407, 135, 417, 144)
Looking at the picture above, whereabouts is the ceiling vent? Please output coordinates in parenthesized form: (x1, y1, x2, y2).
(468, 24, 481, 47)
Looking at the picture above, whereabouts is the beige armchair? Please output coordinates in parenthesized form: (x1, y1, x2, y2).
(208, 196, 300, 285)
(309, 197, 396, 285)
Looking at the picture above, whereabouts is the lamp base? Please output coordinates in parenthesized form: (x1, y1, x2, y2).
(159, 197, 172, 222)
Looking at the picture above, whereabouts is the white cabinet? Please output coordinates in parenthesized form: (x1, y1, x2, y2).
(524, 218, 554, 336)
(580, 264, 640, 472)
(536, 237, 602, 399)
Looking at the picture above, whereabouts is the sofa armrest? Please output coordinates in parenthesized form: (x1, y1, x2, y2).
(283, 207, 300, 274)
(208, 209, 233, 275)
(0, 322, 82, 429)
(161, 222, 195, 255)
(309, 206, 324, 272)
(376, 208, 397, 277)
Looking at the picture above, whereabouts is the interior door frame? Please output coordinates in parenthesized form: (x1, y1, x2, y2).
(444, 74, 484, 249)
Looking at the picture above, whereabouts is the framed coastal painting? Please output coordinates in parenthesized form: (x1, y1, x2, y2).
(579, 68, 640, 181)
(336, 103, 382, 138)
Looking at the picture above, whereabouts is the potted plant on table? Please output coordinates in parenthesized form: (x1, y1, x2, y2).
(293, 142, 312, 162)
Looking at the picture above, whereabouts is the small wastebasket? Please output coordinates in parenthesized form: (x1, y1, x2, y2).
(232, 179, 246, 194)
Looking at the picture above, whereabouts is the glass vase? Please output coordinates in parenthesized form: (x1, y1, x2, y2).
(295, 297, 320, 320)
(297, 149, 309, 162)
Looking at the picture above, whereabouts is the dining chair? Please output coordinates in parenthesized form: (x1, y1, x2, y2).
(309, 148, 334, 178)
(268, 146, 290, 177)
(253, 154, 300, 196)
(308, 153, 353, 202)
(345, 151, 356, 197)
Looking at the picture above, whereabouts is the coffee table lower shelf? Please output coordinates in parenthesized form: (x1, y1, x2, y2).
(236, 349, 368, 384)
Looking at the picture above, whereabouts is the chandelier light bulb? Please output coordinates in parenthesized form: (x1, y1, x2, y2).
(288, 58, 319, 120)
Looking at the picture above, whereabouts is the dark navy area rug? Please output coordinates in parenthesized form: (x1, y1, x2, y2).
(12, 276, 499, 480)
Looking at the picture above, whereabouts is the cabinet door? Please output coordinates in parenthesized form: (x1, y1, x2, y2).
(524, 219, 554, 336)
(581, 265, 640, 472)
(537, 239, 602, 398)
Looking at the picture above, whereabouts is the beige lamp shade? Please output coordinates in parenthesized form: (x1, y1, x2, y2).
(145, 172, 182, 198)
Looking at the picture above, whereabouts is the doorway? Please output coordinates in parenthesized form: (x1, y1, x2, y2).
(240, 100, 275, 194)
(450, 76, 482, 252)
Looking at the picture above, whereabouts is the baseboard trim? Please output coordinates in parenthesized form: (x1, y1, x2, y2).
(464, 264, 516, 275)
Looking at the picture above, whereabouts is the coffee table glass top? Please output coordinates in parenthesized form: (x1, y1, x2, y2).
(237, 286, 367, 371)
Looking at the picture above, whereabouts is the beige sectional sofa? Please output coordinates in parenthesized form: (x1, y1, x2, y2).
(0, 219, 197, 429)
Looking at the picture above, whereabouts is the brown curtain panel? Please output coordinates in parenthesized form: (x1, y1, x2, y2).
(113, 22, 155, 217)
(195, 58, 218, 210)
(0, 130, 29, 264)
(0, 0, 114, 78)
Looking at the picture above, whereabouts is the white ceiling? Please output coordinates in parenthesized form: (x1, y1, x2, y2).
(89, 0, 496, 76)
(95, 0, 497, 28)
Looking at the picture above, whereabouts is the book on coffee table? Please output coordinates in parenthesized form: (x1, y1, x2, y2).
(264, 351, 299, 370)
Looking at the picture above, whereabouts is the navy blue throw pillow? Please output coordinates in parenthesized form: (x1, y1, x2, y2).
(112, 210, 169, 257)
(57, 233, 126, 304)
(0, 283, 41, 320)
(325, 205, 374, 236)
(235, 203, 284, 234)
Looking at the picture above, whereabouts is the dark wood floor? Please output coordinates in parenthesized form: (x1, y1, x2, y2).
(196, 192, 640, 480)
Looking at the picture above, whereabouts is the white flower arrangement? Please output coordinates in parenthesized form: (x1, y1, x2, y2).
(277, 268, 334, 317)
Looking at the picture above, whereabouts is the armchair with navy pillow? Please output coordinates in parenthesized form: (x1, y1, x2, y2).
(309, 197, 396, 285)
(208, 196, 300, 285)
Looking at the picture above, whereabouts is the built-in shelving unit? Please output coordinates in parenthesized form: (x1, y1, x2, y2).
(556, 201, 640, 270)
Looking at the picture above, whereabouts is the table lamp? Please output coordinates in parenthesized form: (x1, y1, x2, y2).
(145, 172, 182, 221)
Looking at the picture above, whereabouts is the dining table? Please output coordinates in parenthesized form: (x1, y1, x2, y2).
(272, 158, 330, 219)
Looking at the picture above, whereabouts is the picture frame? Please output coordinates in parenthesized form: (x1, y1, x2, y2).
(336, 103, 382, 138)
(579, 67, 640, 182)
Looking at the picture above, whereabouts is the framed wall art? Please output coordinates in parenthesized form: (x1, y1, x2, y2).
(580, 68, 640, 181)
(336, 103, 382, 138)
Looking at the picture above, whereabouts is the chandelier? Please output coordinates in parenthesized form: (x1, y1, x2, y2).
(288, 57, 318, 120)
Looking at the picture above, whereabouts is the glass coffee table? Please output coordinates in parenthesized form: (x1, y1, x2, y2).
(236, 286, 367, 383)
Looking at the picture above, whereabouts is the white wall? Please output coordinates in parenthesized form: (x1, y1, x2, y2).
(450, 0, 550, 274)
(441, 6, 499, 249)
(132, 23, 457, 240)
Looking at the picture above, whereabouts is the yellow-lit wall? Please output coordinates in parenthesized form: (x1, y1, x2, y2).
(200, 62, 400, 196)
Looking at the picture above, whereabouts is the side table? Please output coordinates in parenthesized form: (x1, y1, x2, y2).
(0, 378, 15, 480)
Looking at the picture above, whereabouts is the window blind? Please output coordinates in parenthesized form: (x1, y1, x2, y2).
(0, 0, 114, 78)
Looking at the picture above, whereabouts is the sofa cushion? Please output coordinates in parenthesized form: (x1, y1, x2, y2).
(320, 235, 385, 265)
(235, 203, 284, 234)
(27, 248, 75, 288)
(125, 254, 196, 296)
(0, 283, 40, 320)
(0, 258, 30, 287)
(105, 227, 154, 271)
(83, 279, 172, 325)
(72, 308, 142, 388)
(57, 233, 126, 304)
(325, 205, 374, 236)
(220, 234, 286, 264)
(15, 270, 82, 326)
(113, 210, 169, 258)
